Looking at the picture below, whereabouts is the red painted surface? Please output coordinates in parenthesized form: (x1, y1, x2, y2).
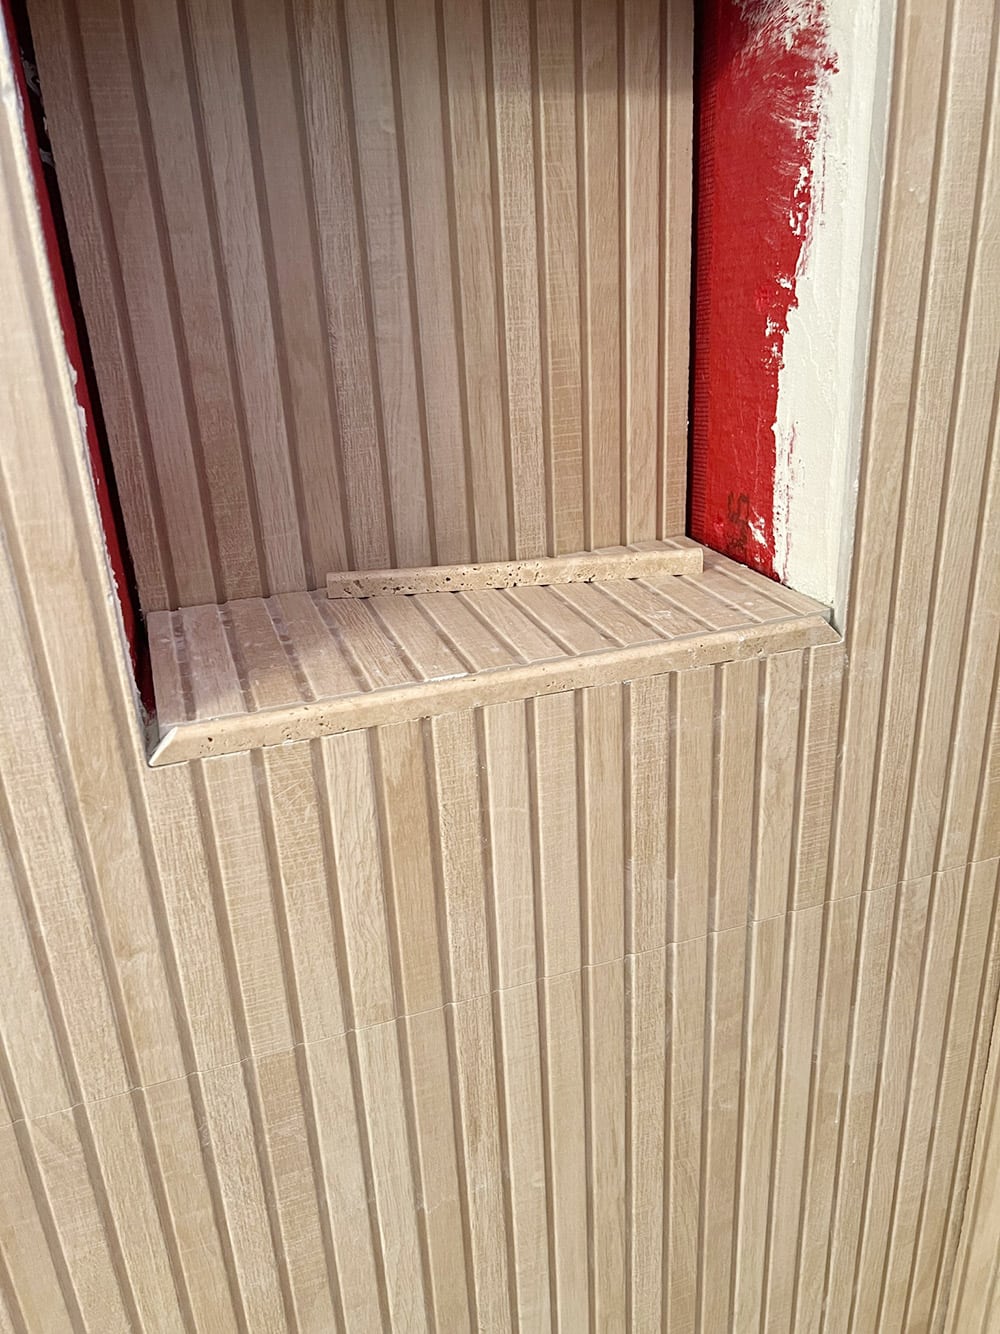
(5, 0, 827, 696)
(3, 0, 146, 698)
(691, 0, 835, 576)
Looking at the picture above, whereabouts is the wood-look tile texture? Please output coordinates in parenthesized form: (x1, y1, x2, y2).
(832, 0, 1000, 898)
(4, 0, 1000, 1328)
(26, 0, 694, 611)
(147, 543, 834, 763)
(947, 1006, 1000, 1333)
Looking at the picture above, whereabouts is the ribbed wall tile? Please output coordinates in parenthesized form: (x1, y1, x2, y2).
(28, 0, 693, 606)
(2, 863, 999, 1331)
(947, 958, 1000, 1332)
(830, 0, 1000, 899)
(3, 0, 1000, 1325)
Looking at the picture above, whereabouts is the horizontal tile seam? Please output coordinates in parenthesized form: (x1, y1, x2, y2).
(9, 852, 997, 1130)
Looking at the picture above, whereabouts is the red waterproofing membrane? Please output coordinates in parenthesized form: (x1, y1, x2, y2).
(691, 0, 834, 576)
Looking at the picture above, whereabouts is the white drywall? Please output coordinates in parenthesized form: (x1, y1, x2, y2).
(772, 0, 895, 625)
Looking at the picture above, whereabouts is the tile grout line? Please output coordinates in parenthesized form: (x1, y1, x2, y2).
(8, 852, 998, 1133)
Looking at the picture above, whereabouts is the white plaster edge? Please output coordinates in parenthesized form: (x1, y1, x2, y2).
(0, 18, 149, 738)
(773, 0, 895, 627)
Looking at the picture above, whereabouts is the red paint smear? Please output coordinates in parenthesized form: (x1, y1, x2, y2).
(2, 0, 147, 702)
(691, 0, 835, 576)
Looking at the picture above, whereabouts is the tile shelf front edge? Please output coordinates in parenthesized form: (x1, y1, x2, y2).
(148, 545, 836, 765)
